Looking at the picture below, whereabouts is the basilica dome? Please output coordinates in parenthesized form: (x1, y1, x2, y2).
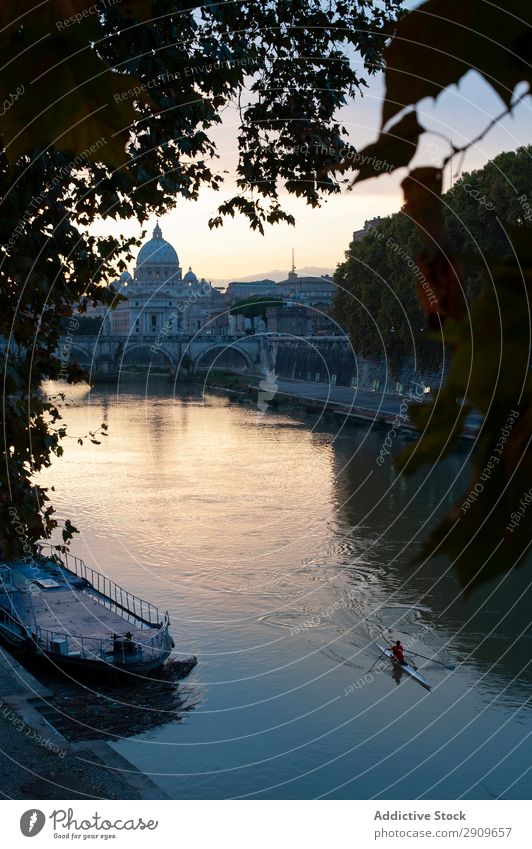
(136, 222, 179, 269)
(183, 266, 198, 285)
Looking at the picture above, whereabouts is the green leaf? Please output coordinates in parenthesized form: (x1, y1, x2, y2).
(0, 8, 152, 169)
(396, 395, 470, 473)
(400, 228, 532, 590)
(351, 111, 425, 184)
(382, 0, 532, 128)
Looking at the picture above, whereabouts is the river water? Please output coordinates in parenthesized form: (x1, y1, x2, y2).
(40, 378, 532, 799)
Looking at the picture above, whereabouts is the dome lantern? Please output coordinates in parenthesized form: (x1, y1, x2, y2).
(136, 222, 180, 275)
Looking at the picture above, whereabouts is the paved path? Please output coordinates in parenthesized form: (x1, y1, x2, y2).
(0, 646, 164, 799)
(272, 378, 482, 429)
(274, 378, 417, 413)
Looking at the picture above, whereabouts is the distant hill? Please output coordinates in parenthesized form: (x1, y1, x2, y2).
(212, 266, 334, 286)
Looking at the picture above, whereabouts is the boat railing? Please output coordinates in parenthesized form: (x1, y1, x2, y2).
(0, 571, 35, 638)
(37, 544, 161, 628)
(0, 601, 32, 642)
(34, 612, 172, 665)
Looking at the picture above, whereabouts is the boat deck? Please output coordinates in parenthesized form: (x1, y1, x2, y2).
(2, 559, 166, 666)
(15, 587, 159, 644)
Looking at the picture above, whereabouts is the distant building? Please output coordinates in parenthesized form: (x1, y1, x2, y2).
(107, 223, 219, 336)
(110, 308, 130, 334)
(265, 303, 312, 337)
(224, 271, 338, 336)
(228, 313, 251, 335)
(276, 274, 336, 307)
(310, 306, 340, 336)
(225, 280, 277, 302)
(97, 228, 338, 340)
(353, 217, 382, 242)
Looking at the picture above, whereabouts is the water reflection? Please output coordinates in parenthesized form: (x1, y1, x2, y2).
(38, 378, 532, 799)
(329, 424, 532, 700)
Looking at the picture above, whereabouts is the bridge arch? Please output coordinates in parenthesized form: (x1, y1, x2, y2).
(56, 341, 105, 381)
(118, 342, 176, 373)
(193, 343, 255, 373)
(67, 343, 95, 366)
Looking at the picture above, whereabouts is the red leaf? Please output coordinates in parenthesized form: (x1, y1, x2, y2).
(402, 167, 465, 323)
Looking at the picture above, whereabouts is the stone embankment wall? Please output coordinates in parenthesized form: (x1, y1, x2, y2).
(272, 339, 442, 394)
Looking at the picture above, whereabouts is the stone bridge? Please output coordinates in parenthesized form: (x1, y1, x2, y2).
(58, 333, 355, 384)
(55, 332, 443, 393)
(58, 334, 271, 379)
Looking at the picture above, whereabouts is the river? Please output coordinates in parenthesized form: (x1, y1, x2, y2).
(40, 378, 532, 799)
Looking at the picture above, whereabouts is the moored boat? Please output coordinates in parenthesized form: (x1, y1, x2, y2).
(376, 643, 431, 692)
(0, 546, 174, 676)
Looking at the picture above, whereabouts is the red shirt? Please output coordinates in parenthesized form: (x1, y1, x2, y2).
(392, 644, 404, 663)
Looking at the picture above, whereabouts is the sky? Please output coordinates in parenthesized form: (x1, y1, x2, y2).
(91, 66, 532, 285)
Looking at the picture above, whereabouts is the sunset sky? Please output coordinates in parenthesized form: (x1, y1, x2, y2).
(92, 69, 531, 285)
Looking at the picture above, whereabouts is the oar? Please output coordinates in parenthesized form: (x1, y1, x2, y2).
(408, 650, 455, 670)
(366, 648, 387, 674)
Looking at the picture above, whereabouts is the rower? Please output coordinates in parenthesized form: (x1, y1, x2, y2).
(390, 640, 417, 670)
(391, 640, 406, 665)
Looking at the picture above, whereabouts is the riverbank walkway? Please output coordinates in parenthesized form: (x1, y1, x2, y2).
(266, 378, 481, 436)
(0, 646, 165, 799)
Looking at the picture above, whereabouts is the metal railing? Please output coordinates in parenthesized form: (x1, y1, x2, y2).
(34, 613, 172, 665)
(0, 603, 31, 643)
(0, 568, 36, 639)
(37, 545, 162, 628)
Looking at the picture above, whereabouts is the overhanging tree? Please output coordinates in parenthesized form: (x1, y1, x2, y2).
(334, 145, 532, 372)
(0, 0, 402, 560)
(330, 0, 532, 590)
(3, 0, 530, 593)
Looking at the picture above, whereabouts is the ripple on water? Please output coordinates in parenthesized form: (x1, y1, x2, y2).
(38, 381, 532, 800)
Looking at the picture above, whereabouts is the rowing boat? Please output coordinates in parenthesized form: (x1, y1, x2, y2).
(376, 644, 431, 692)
